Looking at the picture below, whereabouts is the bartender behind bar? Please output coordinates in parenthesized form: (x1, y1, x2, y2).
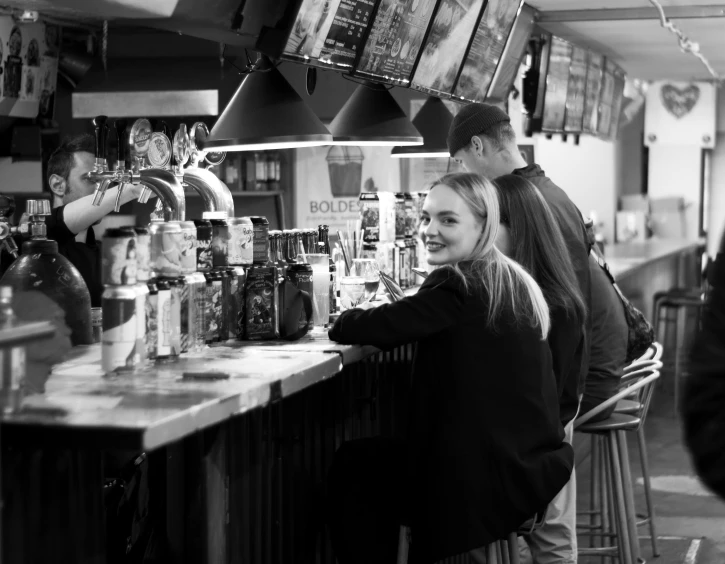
(46, 133, 146, 306)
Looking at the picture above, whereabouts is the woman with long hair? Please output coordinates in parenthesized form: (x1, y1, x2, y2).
(327, 172, 573, 563)
(492, 174, 588, 564)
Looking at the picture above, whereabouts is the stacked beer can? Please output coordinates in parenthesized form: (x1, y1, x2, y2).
(101, 227, 144, 374)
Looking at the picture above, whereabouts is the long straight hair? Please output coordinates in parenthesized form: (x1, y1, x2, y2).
(493, 174, 587, 327)
(434, 172, 550, 339)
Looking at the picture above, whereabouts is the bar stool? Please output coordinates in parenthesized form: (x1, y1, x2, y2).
(652, 289, 705, 410)
(575, 363, 661, 564)
(396, 512, 546, 564)
(614, 342, 664, 557)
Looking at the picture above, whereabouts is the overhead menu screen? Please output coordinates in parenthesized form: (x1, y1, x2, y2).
(409, 0, 487, 98)
(608, 64, 627, 140)
(541, 36, 572, 132)
(282, 0, 345, 65)
(317, 0, 380, 68)
(354, 0, 439, 86)
(582, 51, 603, 134)
(453, 0, 521, 102)
(596, 58, 616, 138)
(487, 2, 535, 103)
(564, 45, 588, 132)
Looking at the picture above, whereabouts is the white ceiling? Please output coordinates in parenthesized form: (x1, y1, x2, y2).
(528, 0, 725, 81)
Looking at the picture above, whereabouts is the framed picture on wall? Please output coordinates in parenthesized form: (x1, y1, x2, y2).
(518, 144, 535, 165)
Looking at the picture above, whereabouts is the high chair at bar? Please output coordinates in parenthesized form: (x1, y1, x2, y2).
(575, 346, 662, 564)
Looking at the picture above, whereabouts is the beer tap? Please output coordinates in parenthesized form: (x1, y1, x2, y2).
(112, 119, 128, 213)
(88, 115, 116, 205)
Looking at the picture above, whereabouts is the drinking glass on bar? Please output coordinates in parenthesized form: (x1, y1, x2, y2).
(339, 276, 366, 312)
(307, 254, 331, 328)
(351, 258, 380, 301)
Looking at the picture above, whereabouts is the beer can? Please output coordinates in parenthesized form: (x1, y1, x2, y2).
(167, 278, 182, 357)
(250, 216, 270, 265)
(209, 218, 230, 267)
(102, 228, 137, 285)
(329, 262, 337, 315)
(170, 276, 190, 352)
(134, 227, 151, 282)
(360, 192, 380, 242)
(227, 217, 254, 266)
(176, 221, 198, 275)
(149, 221, 182, 278)
(287, 263, 312, 331)
(215, 268, 230, 341)
(404, 192, 416, 239)
(394, 193, 406, 240)
(155, 279, 173, 359)
(225, 267, 240, 340)
(231, 266, 247, 339)
(188, 272, 207, 351)
(193, 219, 213, 272)
(204, 271, 222, 344)
(146, 281, 158, 360)
(134, 283, 149, 366)
(102, 285, 137, 374)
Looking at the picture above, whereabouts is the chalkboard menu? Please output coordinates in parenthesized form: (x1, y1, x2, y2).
(487, 2, 535, 103)
(608, 64, 627, 140)
(453, 0, 522, 102)
(409, 0, 486, 98)
(282, 0, 344, 65)
(582, 51, 603, 134)
(354, 0, 439, 85)
(564, 46, 588, 132)
(541, 36, 572, 132)
(596, 58, 617, 138)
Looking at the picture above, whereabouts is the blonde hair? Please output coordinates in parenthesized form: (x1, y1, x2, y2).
(434, 172, 550, 339)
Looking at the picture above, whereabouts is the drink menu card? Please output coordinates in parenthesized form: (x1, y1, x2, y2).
(317, 0, 379, 68)
(453, 0, 522, 102)
(596, 58, 616, 137)
(282, 0, 344, 64)
(410, 0, 486, 98)
(355, 0, 438, 86)
(564, 46, 588, 132)
(582, 52, 603, 134)
(541, 36, 572, 132)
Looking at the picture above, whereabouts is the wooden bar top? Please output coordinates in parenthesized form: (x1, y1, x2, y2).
(3, 340, 348, 450)
(603, 238, 702, 279)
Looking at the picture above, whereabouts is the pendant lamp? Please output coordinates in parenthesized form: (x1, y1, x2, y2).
(329, 81, 423, 146)
(390, 97, 453, 158)
(203, 56, 332, 152)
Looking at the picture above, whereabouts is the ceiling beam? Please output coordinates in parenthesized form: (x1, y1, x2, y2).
(536, 5, 725, 23)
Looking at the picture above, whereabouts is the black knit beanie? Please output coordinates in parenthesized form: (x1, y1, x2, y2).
(446, 103, 511, 157)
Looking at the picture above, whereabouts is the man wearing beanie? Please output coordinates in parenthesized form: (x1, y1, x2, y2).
(448, 103, 592, 564)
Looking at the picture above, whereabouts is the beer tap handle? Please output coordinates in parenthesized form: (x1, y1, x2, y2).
(115, 119, 128, 170)
(92, 115, 108, 167)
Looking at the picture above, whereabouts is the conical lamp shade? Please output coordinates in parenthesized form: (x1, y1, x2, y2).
(391, 97, 453, 158)
(329, 82, 423, 146)
(204, 62, 332, 152)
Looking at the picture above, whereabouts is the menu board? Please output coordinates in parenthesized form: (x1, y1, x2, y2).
(354, 0, 439, 86)
(608, 64, 627, 139)
(582, 51, 603, 134)
(596, 58, 617, 137)
(541, 36, 572, 132)
(282, 0, 345, 64)
(453, 0, 522, 102)
(487, 2, 535, 102)
(409, 0, 486, 98)
(563, 46, 588, 132)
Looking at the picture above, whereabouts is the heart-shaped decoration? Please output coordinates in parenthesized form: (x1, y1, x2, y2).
(660, 84, 700, 119)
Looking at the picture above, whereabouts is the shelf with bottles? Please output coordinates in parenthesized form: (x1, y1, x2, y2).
(218, 150, 286, 194)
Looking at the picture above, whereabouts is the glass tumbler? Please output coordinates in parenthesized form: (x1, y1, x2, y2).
(307, 253, 331, 328)
(339, 276, 366, 311)
(351, 258, 380, 302)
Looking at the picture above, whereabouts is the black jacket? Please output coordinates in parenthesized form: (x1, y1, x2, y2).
(513, 165, 592, 425)
(683, 239, 725, 499)
(329, 266, 574, 562)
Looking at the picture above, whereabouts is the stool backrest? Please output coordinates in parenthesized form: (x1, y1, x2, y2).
(624, 342, 663, 375)
(575, 368, 661, 428)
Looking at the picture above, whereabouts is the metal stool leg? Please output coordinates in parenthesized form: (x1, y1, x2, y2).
(674, 304, 687, 413)
(617, 430, 642, 563)
(602, 436, 616, 564)
(591, 435, 601, 550)
(608, 433, 635, 564)
(637, 426, 660, 557)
